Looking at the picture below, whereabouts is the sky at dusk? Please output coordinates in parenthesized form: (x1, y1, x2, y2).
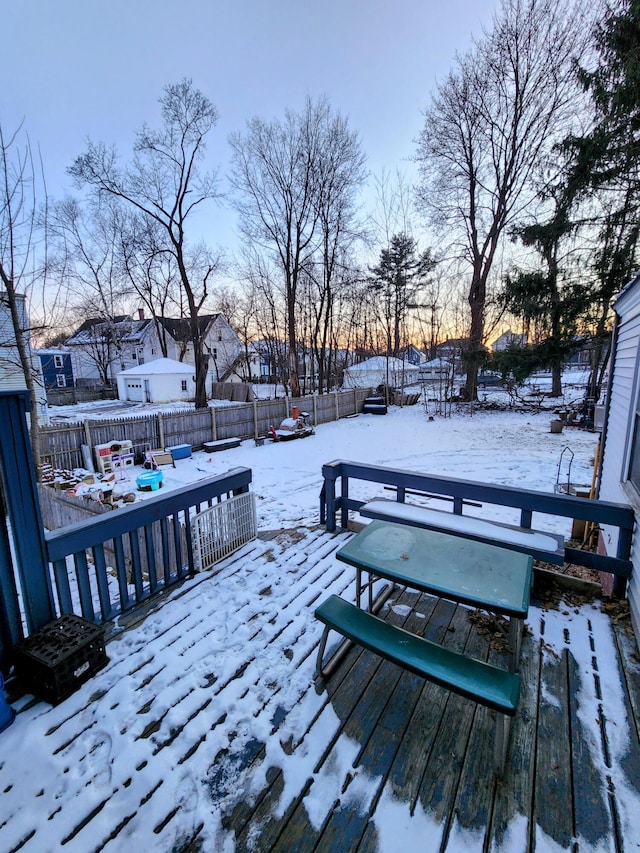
(4, 0, 498, 259)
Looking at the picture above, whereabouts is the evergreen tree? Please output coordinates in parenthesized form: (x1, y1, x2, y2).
(368, 233, 435, 357)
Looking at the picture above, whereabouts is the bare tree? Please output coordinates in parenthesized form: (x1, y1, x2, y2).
(0, 123, 46, 470)
(415, 0, 584, 397)
(230, 96, 365, 397)
(69, 79, 221, 408)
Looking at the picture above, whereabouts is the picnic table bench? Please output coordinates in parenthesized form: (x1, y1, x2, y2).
(315, 520, 533, 774)
(359, 498, 565, 564)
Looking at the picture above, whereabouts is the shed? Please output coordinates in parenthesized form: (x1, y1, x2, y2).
(598, 272, 640, 638)
(418, 357, 453, 380)
(342, 356, 419, 389)
(116, 358, 195, 404)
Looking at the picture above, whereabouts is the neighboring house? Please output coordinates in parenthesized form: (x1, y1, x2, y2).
(66, 312, 242, 392)
(418, 357, 453, 380)
(116, 358, 195, 404)
(36, 349, 74, 390)
(0, 291, 38, 392)
(565, 335, 610, 368)
(491, 330, 527, 352)
(598, 272, 640, 639)
(342, 356, 420, 389)
(399, 345, 428, 366)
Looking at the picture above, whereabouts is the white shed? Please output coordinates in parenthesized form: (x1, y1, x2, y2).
(343, 356, 419, 389)
(116, 358, 195, 404)
(418, 357, 453, 380)
(598, 273, 640, 638)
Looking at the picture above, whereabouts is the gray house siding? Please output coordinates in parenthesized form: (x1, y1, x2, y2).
(599, 276, 640, 640)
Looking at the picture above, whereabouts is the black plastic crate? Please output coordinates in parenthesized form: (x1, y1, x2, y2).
(13, 614, 109, 704)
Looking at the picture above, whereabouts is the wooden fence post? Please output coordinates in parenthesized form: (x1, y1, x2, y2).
(211, 406, 218, 441)
(253, 399, 259, 439)
(158, 412, 165, 448)
(335, 390, 339, 421)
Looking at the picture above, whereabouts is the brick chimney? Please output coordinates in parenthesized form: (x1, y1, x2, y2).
(137, 308, 145, 320)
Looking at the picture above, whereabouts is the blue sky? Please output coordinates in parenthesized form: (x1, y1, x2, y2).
(4, 0, 497, 257)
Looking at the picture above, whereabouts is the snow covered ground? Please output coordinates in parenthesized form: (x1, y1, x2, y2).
(4, 371, 636, 852)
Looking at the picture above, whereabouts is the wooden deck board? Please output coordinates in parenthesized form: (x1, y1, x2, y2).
(2, 526, 640, 852)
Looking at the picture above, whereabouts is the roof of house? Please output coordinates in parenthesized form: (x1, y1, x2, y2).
(117, 357, 195, 377)
(66, 314, 223, 346)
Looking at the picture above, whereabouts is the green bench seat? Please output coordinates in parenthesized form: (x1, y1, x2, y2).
(315, 595, 520, 714)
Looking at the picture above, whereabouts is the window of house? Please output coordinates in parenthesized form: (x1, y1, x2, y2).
(121, 363, 125, 371)
(56, 374, 66, 388)
(181, 380, 188, 391)
(628, 391, 640, 492)
(54, 355, 64, 368)
(138, 356, 144, 365)
(218, 333, 223, 341)
(132, 351, 137, 360)
(212, 348, 217, 358)
(151, 348, 156, 355)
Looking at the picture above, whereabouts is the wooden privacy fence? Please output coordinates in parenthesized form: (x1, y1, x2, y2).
(38, 389, 373, 470)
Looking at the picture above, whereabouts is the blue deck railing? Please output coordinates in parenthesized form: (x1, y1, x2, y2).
(44, 467, 253, 626)
(320, 460, 635, 595)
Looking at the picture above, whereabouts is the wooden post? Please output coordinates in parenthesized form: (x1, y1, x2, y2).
(211, 406, 218, 441)
(353, 388, 357, 415)
(313, 393, 318, 427)
(0, 392, 55, 644)
(83, 418, 92, 450)
(158, 412, 165, 449)
(253, 399, 259, 439)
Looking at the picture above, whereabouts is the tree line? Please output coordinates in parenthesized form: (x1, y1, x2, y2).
(2, 0, 639, 459)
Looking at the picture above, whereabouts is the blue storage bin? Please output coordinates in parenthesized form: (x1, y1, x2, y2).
(165, 443, 192, 460)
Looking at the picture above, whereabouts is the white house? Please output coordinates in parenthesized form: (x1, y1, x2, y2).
(66, 313, 242, 391)
(491, 329, 527, 352)
(342, 356, 420, 389)
(116, 358, 196, 404)
(598, 272, 640, 639)
(418, 357, 453, 380)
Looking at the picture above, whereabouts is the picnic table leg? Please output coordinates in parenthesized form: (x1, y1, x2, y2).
(316, 582, 396, 680)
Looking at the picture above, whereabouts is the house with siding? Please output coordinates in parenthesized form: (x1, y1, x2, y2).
(598, 272, 640, 639)
(66, 312, 242, 391)
(35, 349, 74, 390)
(115, 357, 195, 404)
(0, 291, 40, 392)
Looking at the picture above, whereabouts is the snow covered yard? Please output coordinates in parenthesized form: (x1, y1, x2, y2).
(2, 401, 640, 851)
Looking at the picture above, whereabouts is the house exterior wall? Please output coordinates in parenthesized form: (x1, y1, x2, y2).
(0, 292, 37, 391)
(599, 276, 640, 640)
(67, 315, 242, 392)
(37, 351, 74, 390)
(116, 359, 196, 404)
(69, 346, 104, 385)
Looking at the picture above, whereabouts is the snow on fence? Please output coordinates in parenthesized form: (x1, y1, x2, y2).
(38, 389, 373, 470)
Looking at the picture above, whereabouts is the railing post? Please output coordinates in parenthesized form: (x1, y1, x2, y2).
(322, 465, 338, 532)
(614, 525, 633, 597)
(0, 392, 55, 640)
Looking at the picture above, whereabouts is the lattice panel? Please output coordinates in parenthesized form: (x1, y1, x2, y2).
(192, 492, 257, 571)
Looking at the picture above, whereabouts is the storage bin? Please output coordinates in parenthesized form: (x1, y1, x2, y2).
(165, 443, 192, 460)
(13, 614, 108, 705)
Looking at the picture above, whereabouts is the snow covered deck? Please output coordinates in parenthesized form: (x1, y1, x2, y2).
(2, 525, 640, 851)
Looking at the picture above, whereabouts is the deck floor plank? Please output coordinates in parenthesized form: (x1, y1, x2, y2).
(3, 527, 640, 852)
(533, 637, 575, 848)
